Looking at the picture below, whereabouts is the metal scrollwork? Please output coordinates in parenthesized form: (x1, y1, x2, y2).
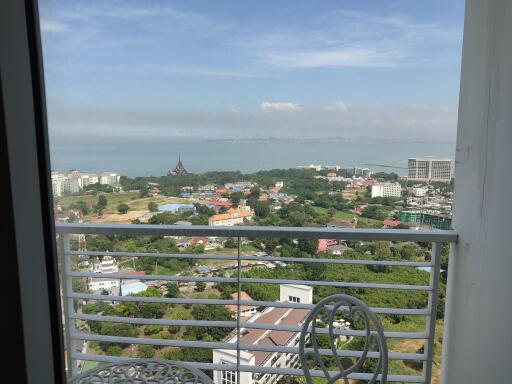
(299, 294, 388, 384)
(68, 359, 213, 384)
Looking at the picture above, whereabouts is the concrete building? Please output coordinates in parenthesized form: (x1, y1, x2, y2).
(158, 203, 196, 213)
(120, 281, 147, 296)
(208, 207, 253, 226)
(51, 171, 70, 197)
(412, 187, 427, 197)
(408, 158, 452, 182)
(399, 210, 452, 230)
(371, 182, 402, 198)
(213, 285, 312, 384)
(87, 256, 120, 292)
(225, 292, 258, 319)
(99, 172, 120, 186)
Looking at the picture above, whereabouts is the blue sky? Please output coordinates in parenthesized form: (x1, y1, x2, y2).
(39, 0, 464, 141)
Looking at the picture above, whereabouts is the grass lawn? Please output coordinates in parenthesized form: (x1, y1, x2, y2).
(312, 206, 383, 226)
(56, 192, 195, 220)
(81, 360, 99, 372)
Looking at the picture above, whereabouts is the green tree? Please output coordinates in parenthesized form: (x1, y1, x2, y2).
(165, 283, 180, 298)
(195, 281, 206, 292)
(117, 203, 130, 214)
(72, 278, 88, 293)
(137, 345, 155, 358)
(188, 305, 233, 340)
(148, 202, 158, 212)
(107, 345, 123, 356)
(97, 194, 108, 209)
(224, 238, 238, 248)
(69, 200, 90, 215)
(298, 239, 318, 255)
(230, 192, 243, 207)
(252, 201, 271, 218)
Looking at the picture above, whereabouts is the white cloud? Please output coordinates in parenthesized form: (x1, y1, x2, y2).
(264, 46, 401, 69)
(409, 103, 450, 112)
(323, 101, 351, 112)
(260, 102, 302, 113)
(40, 19, 66, 32)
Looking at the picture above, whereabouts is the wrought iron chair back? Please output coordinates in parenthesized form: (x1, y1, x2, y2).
(298, 294, 388, 384)
(68, 359, 213, 383)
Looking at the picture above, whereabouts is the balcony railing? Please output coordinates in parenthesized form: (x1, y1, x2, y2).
(56, 223, 457, 383)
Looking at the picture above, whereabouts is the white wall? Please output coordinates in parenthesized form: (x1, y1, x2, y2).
(212, 349, 254, 384)
(280, 284, 313, 304)
(442, 1, 512, 383)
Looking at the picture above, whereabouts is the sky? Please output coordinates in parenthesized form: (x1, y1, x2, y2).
(39, 0, 465, 142)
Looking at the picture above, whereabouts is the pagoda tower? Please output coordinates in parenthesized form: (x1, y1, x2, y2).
(167, 155, 188, 176)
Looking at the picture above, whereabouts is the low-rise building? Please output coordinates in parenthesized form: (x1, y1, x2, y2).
(213, 285, 312, 384)
(225, 292, 258, 319)
(120, 281, 148, 296)
(371, 182, 402, 198)
(158, 203, 196, 213)
(412, 187, 428, 197)
(208, 207, 253, 226)
(87, 256, 120, 292)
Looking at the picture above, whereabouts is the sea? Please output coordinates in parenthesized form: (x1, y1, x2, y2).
(49, 135, 456, 178)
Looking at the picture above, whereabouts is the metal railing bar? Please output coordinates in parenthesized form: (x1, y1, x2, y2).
(423, 242, 443, 382)
(68, 292, 430, 315)
(67, 272, 431, 290)
(55, 222, 458, 242)
(71, 353, 426, 382)
(70, 332, 426, 360)
(70, 313, 427, 339)
(67, 250, 433, 267)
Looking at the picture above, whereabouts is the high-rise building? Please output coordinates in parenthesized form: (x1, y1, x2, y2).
(51, 171, 70, 197)
(408, 158, 451, 181)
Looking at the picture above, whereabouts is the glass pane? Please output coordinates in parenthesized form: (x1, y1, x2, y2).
(38, 1, 463, 382)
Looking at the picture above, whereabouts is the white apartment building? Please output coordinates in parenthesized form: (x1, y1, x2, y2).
(100, 172, 120, 186)
(87, 256, 120, 292)
(371, 182, 402, 198)
(208, 207, 254, 226)
(408, 158, 452, 182)
(412, 187, 427, 197)
(51, 171, 70, 197)
(213, 284, 312, 384)
(51, 170, 100, 196)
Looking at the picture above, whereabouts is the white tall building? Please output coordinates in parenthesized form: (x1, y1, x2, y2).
(408, 158, 452, 182)
(371, 182, 402, 198)
(100, 172, 120, 186)
(213, 285, 312, 384)
(51, 171, 70, 197)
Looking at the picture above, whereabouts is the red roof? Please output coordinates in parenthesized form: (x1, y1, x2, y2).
(383, 219, 401, 227)
(209, 200, 232, 207)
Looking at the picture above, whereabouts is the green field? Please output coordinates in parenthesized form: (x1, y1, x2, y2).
(56, 192, 193, 216)
(312, 206, 383, 226)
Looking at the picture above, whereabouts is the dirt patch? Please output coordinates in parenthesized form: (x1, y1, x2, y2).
(88, 210, 147, 224)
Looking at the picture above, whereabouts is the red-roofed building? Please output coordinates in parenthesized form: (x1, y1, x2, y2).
(383, 219, 402, 228)
(213, 285, 313, 384)
(317, 238, 338, 252)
